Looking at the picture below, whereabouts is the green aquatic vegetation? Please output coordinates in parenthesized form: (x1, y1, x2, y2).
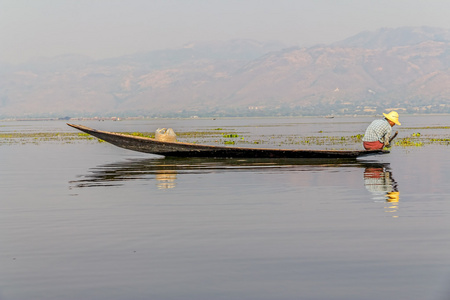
(78, 132, 107, 143)
(122, 132, 154, 138)
(351, 134, 364, 140)
(403, 126, 450, 130)
(396, 138, 424, 147)
(428, 138, 450, 145)
(301, 135, 356, 145)
(176, 131, 225, 138)
(222, 133, 239, 138)
(0, 132, 94, 144)
(3, 124, 449, 149)
(78, 133, 95, 140)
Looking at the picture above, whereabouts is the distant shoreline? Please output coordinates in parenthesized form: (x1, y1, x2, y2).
(1, 113, 450, 122)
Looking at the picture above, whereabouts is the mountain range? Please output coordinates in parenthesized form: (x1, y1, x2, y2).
(1, 26, 450, 118)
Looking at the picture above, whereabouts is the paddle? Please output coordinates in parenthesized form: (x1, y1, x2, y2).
(384, 131, 398, 149)
(389, 131, 398, 143)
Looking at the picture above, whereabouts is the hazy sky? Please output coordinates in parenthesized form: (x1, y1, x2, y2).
(1, 0, 450, 64)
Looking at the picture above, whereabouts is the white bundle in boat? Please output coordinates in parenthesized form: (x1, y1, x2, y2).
(155, 128, 177, 142)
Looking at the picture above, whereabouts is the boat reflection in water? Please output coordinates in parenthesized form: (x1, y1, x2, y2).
(155, 170, 177, 189)
(71, 159, 400, 209)
(363, 163, 400, 217)
(71, 157, 372, 189)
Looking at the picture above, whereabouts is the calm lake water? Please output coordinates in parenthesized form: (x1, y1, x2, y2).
(1, 116, 450, 300)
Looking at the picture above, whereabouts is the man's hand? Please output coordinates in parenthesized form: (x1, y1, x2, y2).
(389, 131, 399, 143)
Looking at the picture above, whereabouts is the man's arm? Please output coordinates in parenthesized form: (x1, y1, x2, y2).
(383, 126, 395, 147)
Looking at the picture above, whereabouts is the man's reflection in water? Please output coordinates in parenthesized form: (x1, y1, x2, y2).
(363, 164, 400, 217)
(155, 170, 177, 189)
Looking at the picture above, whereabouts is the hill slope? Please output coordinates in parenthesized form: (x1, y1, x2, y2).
(1, 28, 450, 118)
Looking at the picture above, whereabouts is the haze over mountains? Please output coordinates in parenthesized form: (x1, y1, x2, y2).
(1, 26, 450, 118)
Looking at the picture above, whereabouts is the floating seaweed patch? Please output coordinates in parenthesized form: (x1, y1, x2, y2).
(396, 138, 424, 147)
(222, 133, 239, 138)
(125, 132, 155, 138)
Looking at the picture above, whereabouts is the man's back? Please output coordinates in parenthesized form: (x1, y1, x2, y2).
(362, 119, 392, 143)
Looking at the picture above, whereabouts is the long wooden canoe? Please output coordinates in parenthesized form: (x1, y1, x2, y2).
(67, 123, 388, 159)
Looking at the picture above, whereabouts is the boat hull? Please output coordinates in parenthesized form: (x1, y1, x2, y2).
(67, 123, 387, 159)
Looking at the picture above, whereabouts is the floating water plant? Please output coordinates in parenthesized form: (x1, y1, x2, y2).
(351, 134, 364, 140)
(2, 122, 448, 149)
(222, 133, 239, 138)
(78, 133, 95, 140)
(126, 132, 154, 138)
(396, 138, 423, 147)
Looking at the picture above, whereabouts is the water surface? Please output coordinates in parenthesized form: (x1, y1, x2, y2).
(1, 116, 449, 300)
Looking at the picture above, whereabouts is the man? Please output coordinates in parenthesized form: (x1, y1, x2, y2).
(362, 111, 401, 150)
